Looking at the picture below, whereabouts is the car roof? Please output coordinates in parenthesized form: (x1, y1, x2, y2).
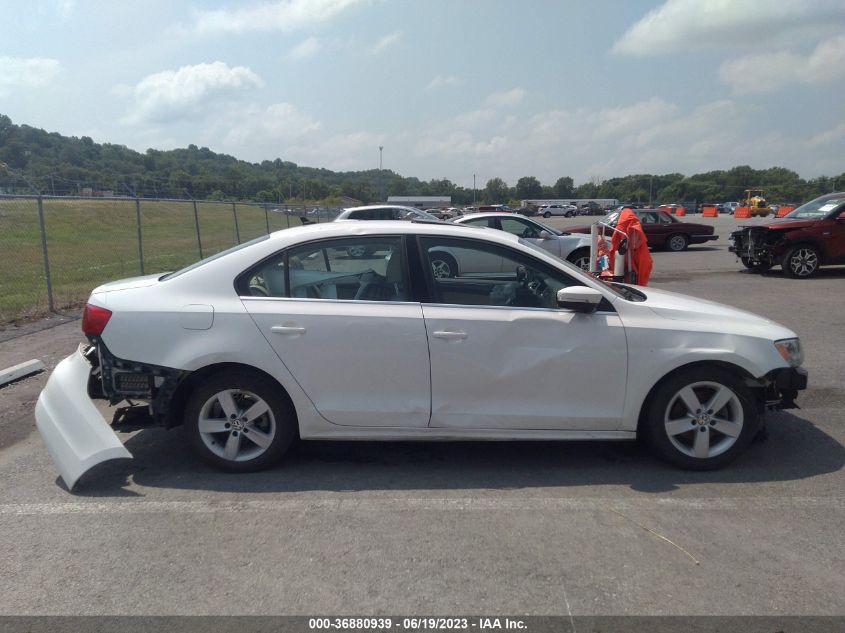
(265, 219, 520, 244)
(341, 204, 423, 212)
(455, 212, 535, 220)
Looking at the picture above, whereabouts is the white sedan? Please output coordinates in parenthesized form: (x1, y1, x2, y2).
(36, 221, 807, 488)
(453, 212, 592, 270)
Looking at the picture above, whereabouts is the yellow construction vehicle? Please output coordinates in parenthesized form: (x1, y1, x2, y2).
(744, 188, 770, 217)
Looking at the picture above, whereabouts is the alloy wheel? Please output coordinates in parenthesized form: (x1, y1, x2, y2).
(663, 381, 743, 459)
(789, 248, 818, 277)
(198, 389, 277, 462)
(431, 259, 453, 279)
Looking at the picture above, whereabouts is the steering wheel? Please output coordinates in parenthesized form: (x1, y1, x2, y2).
(517, 266, 548, 301)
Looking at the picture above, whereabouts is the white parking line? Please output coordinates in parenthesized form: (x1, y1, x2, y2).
(0, 496, 841, 516)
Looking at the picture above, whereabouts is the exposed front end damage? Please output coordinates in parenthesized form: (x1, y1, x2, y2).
(728, 227, 786, 269)
(751, 367, 808, 412)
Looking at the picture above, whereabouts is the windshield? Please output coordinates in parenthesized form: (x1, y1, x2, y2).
(600, 211, 620, 226)
(531, 219, 562, 235)
(785, 195, 845, 219)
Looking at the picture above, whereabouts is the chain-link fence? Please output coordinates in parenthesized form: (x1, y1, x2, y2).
(0, 196, 342, 323)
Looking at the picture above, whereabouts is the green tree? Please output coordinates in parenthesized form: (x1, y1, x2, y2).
(554, 176, 574, 198)
(484, 177, 509, 203)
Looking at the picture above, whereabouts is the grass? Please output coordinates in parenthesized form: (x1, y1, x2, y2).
(0, 198, 306, 323)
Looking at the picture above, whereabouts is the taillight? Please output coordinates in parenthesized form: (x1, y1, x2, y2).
(81, 303, 112, 336)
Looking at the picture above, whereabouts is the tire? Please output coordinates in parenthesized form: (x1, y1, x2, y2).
(781, 245, 820, 279)
(641, 366, 760, 470)
(185, 370, 296, 472)
(346, 245, 366, 258)
(565, 211, 574, 218)
(543, 211, 551, 218)
(566, 248, 591, 271)
(429, 252, 458, 279)
(666, 233, 689, 252)
(740, 257, 770, 273)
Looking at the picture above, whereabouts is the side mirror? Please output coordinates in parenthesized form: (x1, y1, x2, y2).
(539, 230, 554, 240)
(556, 286, 603, 313)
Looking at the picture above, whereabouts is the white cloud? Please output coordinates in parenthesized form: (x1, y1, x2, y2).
(224, 103, 321, 147)
(807, 123, 845, 148)
(720, 35, 845, 93)
(194, 0, 367, 34)
(288, 37, 322, 60)
(485, 88, 526, 108)
(125, 62, 264, 124)
(0, 56, 60, 95)
(286, 130, 386, 171)
(426, 75, 462, 91)
(613, 0, 845, 56)
(371, 31, 401, 55)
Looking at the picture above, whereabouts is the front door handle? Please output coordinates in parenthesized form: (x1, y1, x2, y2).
(271, 325, 306, 335)
(432, 330, 467, 341)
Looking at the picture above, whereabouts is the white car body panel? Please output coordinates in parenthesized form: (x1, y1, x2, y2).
(35, 346, 132, 489)
(423, 304, 628, 430)
(36, 220, 799, 485)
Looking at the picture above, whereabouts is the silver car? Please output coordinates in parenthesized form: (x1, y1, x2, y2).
(453, 213, 593, 270)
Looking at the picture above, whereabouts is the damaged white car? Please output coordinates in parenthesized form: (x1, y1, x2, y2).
(36, 220, 807, 488)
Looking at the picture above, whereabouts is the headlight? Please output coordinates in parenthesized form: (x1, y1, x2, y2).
(774, 338, 803, 367)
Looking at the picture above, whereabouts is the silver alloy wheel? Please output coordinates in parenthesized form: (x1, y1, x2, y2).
(663, 381, 743, 459)
(431, 259, 453, 279)
(789, 248, 818, 277)
(198, 389, 276, 462)
(572, 255, 590, 271)
(668, 234, 687, 251)
(347, 246, 366, 258)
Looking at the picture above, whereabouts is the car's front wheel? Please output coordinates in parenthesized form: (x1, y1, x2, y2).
(543, 211, 551, 218)
(641, 366, 759, 470)
(782, 245, 820, 279)
(566, 248, 591, 271)
(185, 370, 296, 472)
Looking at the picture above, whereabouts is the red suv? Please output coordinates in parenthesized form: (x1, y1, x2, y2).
(728, 192, 845, 278)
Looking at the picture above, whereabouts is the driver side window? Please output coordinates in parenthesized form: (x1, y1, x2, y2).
(499, 218, 540, 239)
(420, 237, 582, 310)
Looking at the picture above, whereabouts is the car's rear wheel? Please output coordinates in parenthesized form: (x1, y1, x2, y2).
(566, 248, 591, 271)
(430, 253, 458, 279)
(641, 366, 759, 470)
(782, 245, 820, 278)
(185, 371, 296, 472)
(666, 233, 689, 252)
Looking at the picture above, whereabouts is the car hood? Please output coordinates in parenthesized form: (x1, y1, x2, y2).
(92, 273, 162, 294)
(564, 224, 592, 234)
(637, 287, 795, 338)
(743, 218, 816, 231)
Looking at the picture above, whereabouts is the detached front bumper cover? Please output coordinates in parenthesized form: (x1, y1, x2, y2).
(35, 345, 132, 489)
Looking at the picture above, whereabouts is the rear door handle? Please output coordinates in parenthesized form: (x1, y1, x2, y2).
(271, 325, 306, 335)
(432, 330, 467, 341)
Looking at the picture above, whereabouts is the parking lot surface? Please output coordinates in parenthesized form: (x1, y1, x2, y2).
(0, 215, 842, 616)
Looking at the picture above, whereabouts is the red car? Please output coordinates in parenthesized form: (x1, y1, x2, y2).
(729, 192, 845, 278)
(568, 209, 718, 251)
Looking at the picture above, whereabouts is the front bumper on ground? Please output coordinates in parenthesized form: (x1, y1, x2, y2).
(765, 366, 808, 409)
(35, 345, 132, 489)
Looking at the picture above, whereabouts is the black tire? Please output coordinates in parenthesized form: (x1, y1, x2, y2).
(543, 211, 551, 218)
(185, 370, 296, 472)
(781, 245, 820, 279)
(640, 366, 760, 471)
(566, 247, 591, 271)
(429, 252, 458, 279)
(565, 211, 574, 218)
(740, 257, 770, 273)
(666, 233, 689, 252)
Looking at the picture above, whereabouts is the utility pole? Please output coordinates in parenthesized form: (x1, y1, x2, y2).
(379, 146, 384, 202)
(473, 173, 476, 205)
(649, 175, 653, 206)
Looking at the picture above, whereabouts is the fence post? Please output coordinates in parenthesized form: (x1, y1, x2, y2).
(135, 197, 145, 274)
(231, 201, 241, 244)
(264, 205, 270, 234)
(192, 199, 203, 258)
(286, 205, 290, 229)
(36, 195, 55, 312)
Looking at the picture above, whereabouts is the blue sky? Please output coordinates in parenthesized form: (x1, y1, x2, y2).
(1, 0, 844, 188)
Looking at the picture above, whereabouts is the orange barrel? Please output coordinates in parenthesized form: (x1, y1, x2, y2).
(675, 207, 686, 216)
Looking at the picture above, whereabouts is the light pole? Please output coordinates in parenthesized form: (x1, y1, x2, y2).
(378, 146, 384, 202)
(473, 173, 476, 206)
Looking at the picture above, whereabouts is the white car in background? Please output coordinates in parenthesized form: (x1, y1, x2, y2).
(36, 221, 807, 488)
(453, 212, 593, 270)
(538, 204, 578, 218)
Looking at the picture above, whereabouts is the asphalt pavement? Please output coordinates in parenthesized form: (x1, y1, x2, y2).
(0, 214, 842, 616)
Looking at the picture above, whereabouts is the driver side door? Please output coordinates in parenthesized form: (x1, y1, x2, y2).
(418, 236, 628, 431)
